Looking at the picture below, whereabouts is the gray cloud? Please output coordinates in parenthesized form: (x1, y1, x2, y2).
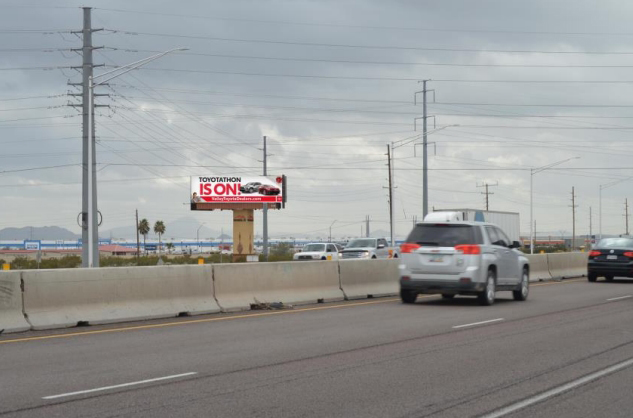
(1, 0, 633, 240)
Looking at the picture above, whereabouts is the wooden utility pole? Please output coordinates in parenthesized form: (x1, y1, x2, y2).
(625, 199, 630, 235)
(477, 181, 498, 211)
(570, 187, 578, 251)
(387, 145, 394, 247)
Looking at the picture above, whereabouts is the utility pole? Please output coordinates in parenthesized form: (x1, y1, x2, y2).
(534, 220, 537, 249)
(366, 215, 370, 238)
(477, 181, 498, 211)
(589, 206, 593, 247)
(570, 187, 578, 251)
(78, 8, 99, 267)
(422, 80, 429, 218)
(625, 199, 630, 235)
(262, 135, 269, 261)
(414, 80, 434, 219)
(387, 145, 394, 247)
(135, 209, 140, 264)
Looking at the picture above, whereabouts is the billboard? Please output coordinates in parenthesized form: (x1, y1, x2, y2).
(190, 176, 284, 205)
(24, 240, 41, 251)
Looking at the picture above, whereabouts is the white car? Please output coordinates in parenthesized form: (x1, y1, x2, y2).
(293, 243, 341, 261)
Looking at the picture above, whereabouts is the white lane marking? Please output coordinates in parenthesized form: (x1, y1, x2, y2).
(483, 357, 633, 418)
(607, 295, 632, 301)
(452, 318, 504, 329)
(42, 372, 197, 400)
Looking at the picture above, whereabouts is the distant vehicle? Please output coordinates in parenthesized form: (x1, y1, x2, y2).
(258, 184, 280, 195)
(240, 182, 262, 194)
(341, 238, 397, 260)
(399, 212, 529, 306)
(587, 237, 633, 282)
(431, 209, 520, 242)
(293, 243, 340, 261)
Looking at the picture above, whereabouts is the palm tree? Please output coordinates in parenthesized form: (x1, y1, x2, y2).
(154, 220, 166, 254)
(138, 218, 150, 254)
(165, 242, 174, 254)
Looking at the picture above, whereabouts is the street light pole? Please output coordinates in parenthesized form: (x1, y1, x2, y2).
(197, 222, 205, 253)
(84, 47, 187, 267)
(390, 125, 457, 232)
(598, 176, 633, 240)
(530, 157, 579, 254)
(329, 220, 337, 243)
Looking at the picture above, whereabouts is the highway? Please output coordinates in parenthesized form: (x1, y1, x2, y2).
(1, 278, 632, 417)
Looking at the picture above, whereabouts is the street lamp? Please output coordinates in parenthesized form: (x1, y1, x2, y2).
(197, 222, 206, 253)
(599, 176, 633, 240)
(329, 220, 337, 243)
(530, 157, 579, 254)
(389, 125, 458, 246)
(84, 47, 188, 267)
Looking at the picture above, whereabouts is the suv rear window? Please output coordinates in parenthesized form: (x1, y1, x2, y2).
(405, 224, 482, 247)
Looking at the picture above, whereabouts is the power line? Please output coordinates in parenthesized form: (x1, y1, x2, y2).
(0, 66, 75, 71)
(106, 25, 633, 43)
(432, 79, 633, 84)
(102, 49, 633, 68)
(434, 102, 633, 108)
(111, 66, 633, 84)
(0, 164, 79, 175)
(110, 84, 409, 104)
(0, 95, 65, 101)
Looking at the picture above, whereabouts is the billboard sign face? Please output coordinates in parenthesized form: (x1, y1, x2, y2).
(191, 176, 284, 205)
(24, 240, 41, 251)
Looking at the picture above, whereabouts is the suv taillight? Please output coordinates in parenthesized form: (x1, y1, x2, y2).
(589, 250, 601, 257)
(400, 243, 421, 253)
(455, 244, 481, 255)
(624, 251, 633, 258)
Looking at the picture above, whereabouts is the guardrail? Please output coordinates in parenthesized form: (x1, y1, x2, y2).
(0, 253, 586, 333)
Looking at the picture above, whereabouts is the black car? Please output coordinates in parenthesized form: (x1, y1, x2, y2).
(240, 182, 262, 194)
(587, 237, 633, 282)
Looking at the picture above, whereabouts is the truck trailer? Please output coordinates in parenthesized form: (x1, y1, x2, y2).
(432, 209, 520, 242)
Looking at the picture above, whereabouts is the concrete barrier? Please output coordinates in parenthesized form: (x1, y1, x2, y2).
(0, 272, 31, 333)
(547, 252, 587, 279)
(339, 259, 400, 299)
(525, 254, 552, 282)
(22, 265, 220, 330)
(214, 261, 344, 312)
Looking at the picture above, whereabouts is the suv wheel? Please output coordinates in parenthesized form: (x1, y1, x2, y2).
(588, 273, 597, 282)
(478, 270, 496, 306)
(605, 275, 614, 282)
(400, 289, 417, 304)
(513, 268, 529, 301)
(441, 294, 455, 299)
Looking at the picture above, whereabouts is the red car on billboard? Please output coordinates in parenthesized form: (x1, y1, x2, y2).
(259, 184, 280, 195)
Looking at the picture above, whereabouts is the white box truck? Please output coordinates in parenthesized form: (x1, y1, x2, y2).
(432, 209, 520, 242)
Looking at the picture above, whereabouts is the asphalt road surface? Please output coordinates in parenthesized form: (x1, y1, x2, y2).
(1, 277, 632, 417)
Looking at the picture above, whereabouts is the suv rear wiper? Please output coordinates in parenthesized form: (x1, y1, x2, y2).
(416, 241, 438, 246)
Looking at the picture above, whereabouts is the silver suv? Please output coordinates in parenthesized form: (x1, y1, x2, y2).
(399, 220, 529, 306)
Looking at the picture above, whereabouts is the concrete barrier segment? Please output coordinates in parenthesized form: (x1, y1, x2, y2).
(547, 252, 588, 279)
(339, 259, 400, 299)
(22, 265, 219, 330)
(213, 261, 344, 312)
(525, 254, 552, 282)
(0, 271, 31, 333)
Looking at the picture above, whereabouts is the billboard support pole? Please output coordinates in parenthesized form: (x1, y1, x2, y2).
(262, 136, 269, 261)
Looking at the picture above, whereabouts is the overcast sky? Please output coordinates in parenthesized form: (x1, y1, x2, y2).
(2, 0, 633, 240)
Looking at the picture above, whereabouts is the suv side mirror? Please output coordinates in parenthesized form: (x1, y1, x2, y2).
(510, 241, 521, 249)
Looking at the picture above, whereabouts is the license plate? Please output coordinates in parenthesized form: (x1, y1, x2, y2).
(429, 255, 444, 263)
(607, 255, 618, 260)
